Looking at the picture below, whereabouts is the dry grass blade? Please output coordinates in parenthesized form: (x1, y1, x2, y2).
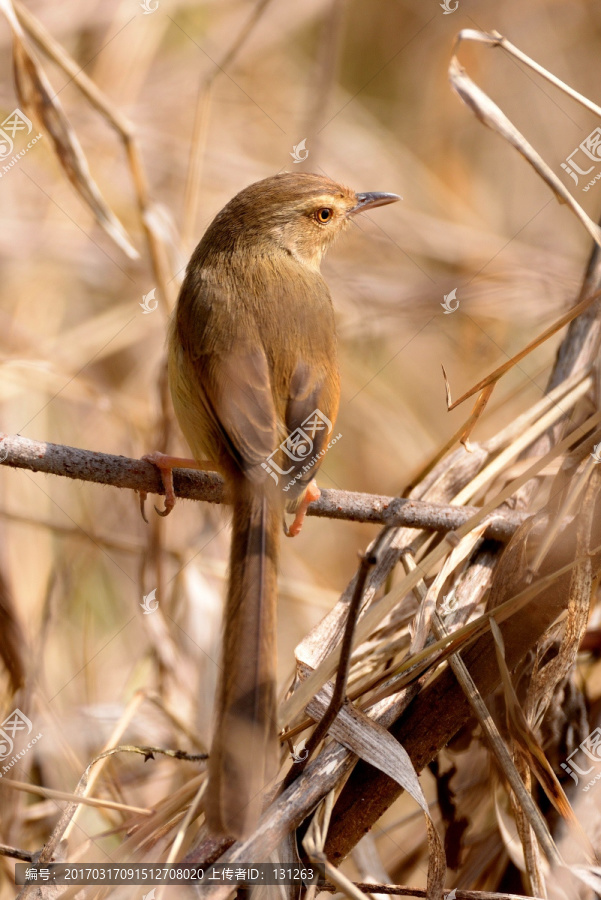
(452, 375, 593, 508)
(441, 365, 495, 447)
(457, 385, 495, 450)
(526, 453, 598, 579)
(457, 28, 601, 118)
(306, 794, 394, 900)
(527, 468, 600, 727)
(0, 567, 25, 692)
(489, 619, 589, 848)
(402, 552, 562, 871)
(113, 774, 205, 863)
(307, 848, 367, 900)
(280, 411, 601, 726)
(569, 866, 601, 894)
(0, 779, 152, 816)
(420, 368, 591, 488)
(303, 791, 340, 900)
(164, 780, 207, 866)
(494, 792, 545, 898)
(445, 288, 601, 410)
(410, 522, 488, 654)
(286, 553, 378, 785)
(13, 0, 172, 307)
(0, 0, 137, 259)
(306, 685, 446, 899)
(449, 41, 601, 247)
(359, 549, 592, 711)
(60, 690, 147, 842)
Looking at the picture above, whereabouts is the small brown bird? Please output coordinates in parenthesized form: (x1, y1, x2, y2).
(147, 173, 400, 838)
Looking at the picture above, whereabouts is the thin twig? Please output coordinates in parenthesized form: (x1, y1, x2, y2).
(285, 550, 379, 784)
(0, 843, 33, 862)
(318, 883, 543, 899)
(102, 744, 208, 763)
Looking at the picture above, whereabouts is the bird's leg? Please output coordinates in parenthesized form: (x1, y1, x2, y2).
(285, 479, 321, 538)
(140, 451, 222, 520)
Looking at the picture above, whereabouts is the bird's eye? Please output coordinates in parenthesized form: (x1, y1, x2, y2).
(315, 207, 333, 223)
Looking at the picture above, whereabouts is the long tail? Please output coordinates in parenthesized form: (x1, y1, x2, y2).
(206, 476, 280, 838)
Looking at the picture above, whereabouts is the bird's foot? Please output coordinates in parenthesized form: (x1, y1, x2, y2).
(140, 452, 212, 520)
(285, 479, 321, 538)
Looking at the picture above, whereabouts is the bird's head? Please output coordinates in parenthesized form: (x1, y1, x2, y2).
(205, 173, 400, 270)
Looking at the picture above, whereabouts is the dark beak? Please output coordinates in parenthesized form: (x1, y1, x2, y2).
(349, 191, 402, 216)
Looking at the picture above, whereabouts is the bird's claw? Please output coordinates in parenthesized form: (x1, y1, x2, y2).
(154, 499, 174, 517)
(140, 452, 177, 520)
(285, 480, 321, 538)
(139, 491, 149, 524)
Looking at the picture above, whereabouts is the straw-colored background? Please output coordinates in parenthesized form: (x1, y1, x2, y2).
(1, 0, 601, 895)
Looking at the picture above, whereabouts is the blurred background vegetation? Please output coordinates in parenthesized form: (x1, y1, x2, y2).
(1, 0, 601, 895)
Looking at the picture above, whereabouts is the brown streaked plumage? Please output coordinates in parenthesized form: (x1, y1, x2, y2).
(165, 173, 400, 838)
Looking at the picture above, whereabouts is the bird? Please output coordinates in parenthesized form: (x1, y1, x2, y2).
(145, 173, 400, 838)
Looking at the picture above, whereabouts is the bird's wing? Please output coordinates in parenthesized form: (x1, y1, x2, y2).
(173, 266, 338, 488)
(277, 358, 339, 502)
(210, 344, 278, 474)
(173, 274, 278, 480)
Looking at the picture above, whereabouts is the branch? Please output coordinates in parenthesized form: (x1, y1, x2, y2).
(318, 882, 541, 899)
(0, 433, 527, 541)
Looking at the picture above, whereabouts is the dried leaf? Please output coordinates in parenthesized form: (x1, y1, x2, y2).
(307, 685, 446, 900)
(570, 866, 601, 893)
(455, 28, 601, 119)
(410, 521, 488, 654)
(282, 412, 601, 727)
(490, 619, 591, 851)
(449, 54, 601, 247)
(0, 0, 138, 259)
(0, 567, 25, 692)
